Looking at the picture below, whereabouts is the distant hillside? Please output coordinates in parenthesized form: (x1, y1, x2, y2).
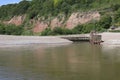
(0, 0, 120, 20)
(0, 0, 120, 35)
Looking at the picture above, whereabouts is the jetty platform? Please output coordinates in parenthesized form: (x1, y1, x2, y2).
(59, 33, 103, 44)
(59, 34, 90, 41)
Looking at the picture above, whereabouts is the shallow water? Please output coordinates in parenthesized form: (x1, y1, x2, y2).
(0, 43, 120, 80)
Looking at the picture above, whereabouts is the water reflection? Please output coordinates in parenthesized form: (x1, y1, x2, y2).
(0, 43, 120, 80)
(101, 44, 120, 80)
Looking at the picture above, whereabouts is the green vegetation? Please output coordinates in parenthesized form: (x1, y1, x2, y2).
(1, 0, 120, 19)
(109, 30, 120, 32)
(0, 23, 24, 35)
(0, 0, 120, 35)
(41, 22, 106, 36)
(41, 27, 72, 36)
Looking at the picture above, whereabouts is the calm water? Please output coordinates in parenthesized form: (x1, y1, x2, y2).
(0, 43, 120, 80)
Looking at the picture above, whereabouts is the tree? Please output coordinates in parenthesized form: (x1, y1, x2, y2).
(99, 15, 112, 29)
(114, 8, 120, 23)
(0, 23, 5, 34)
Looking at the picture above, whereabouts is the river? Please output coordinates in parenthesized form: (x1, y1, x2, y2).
(0, 42, 120, 80)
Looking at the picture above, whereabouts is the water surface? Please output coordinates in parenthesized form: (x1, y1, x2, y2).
(0, 43, 120, 80)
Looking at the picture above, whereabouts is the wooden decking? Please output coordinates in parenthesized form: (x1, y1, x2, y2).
(59, 34, 90, 41)
(59, 33, 103, 44)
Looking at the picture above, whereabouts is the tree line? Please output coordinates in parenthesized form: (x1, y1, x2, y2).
(0, 0, 120, 19)
(0, 0, 120, 35)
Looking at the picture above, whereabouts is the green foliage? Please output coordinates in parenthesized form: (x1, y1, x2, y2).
(0, 0, 120, 35)
(62, 28, 73, 34)
(109, 30, 120, 32)
(22, 30, 33, 35)
(41, 28, 52, 36)
(0, 24, 5, 34)
(40, 23, 106, 36)
(72, 25, 83, 34)
(0, 23, 24, 35)
(41, 27, 73, 36)
(0, 0, 30, 20)
(72, 22, 106, 34)
(40, 18, 112, 36)
(110, 4, 120, 11)
(52, 27, 63, 35)
(0, 4, 17, 20)
(114, 8, 120, 23)
(99, 15, 112, 29)
(54, 0, 63, 7)
(13, 0, 30, 15)
(1, 0, 120, 19)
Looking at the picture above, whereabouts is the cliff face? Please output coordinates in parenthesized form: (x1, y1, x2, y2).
(3, 15, 26, 26)
(66, 11, 100, 29)
(33, 11, 100, 32)
(4, 11, 100, 33)
(33, 21, 48, 33)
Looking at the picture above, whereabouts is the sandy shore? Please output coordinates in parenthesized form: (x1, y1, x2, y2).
(0, 32, 119, 46)
(100, 32, 120, 45)
(0, 35, 72, 46)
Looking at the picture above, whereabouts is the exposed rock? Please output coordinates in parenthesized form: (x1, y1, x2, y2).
(66, 12, 100, 29)
(1, 11, 101, 33)
(33, 15, 65, 32)
(8, 15, 25, 26)
(50, 17, 64, 29)
(33, 20, 48, 33)
(33, 11, 100, 32)
(66, 11, 100, 29)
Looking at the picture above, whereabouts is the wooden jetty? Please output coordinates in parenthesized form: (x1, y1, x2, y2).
(89, 31, 103, 44)
(60, 34, 90, 41)
(60, 32, 103, 44)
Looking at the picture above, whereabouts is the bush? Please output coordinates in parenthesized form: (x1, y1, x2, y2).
(0, 23, 24, 35)
(41, 28, 52, 36)
(22, 30, 33, 35)
(109, 30, 120, 32)
(0, 24, 5, 34)
(72, 25, 83, 34)
(62, 28, 72, 34)
(52, 27, 73, 35)
(99, 15, 112, 29)
(41, 27, 73, 36)
(52, 27, 63, 35)
(5, 25, 23, 35)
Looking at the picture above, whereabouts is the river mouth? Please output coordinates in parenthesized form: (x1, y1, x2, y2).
(0, 42, 120, 80)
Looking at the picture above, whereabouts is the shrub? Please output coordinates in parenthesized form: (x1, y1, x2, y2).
(5, 24, 23, 35)
(0, 23, 5, 34)
(72, 25, 83, 34)
(99, 15, 112, 29)
(22, 30, 33, 35)
(41, 28, 52, 36)
(0, 23, 24, 35)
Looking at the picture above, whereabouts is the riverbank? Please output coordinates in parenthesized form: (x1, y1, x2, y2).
(0, 32, 120, 46)
(0, 35, 72, 46)
(101, 32, 120, 45)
